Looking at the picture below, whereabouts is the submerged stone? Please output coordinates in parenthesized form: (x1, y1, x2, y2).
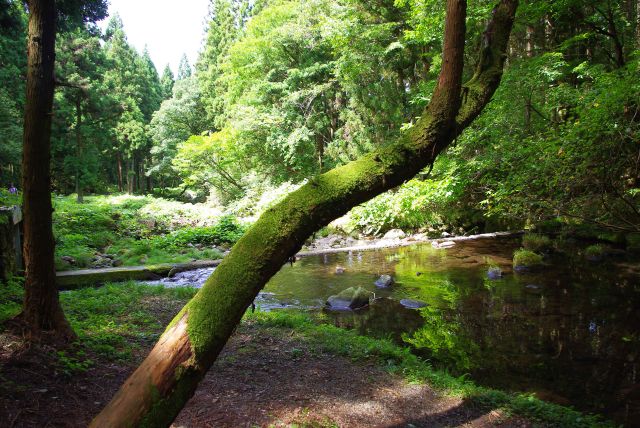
(374, 274, 394, 288)
(432, 240, 456, 249)
(399, 299, 427, 309)
(326, 286, 370, 310)
(487, 267, 503, 279)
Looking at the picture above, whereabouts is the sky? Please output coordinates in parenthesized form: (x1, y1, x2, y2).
(98, 0, 211, 75)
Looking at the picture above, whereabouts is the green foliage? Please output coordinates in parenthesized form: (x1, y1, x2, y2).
(149, 76, 208, 185)
(404, 305, 480, 370)
(158, 216, 246, 249)
(59, 282, 197, 360)
(0, 276, 23, 324)
(52, 195, 242, 270)
(0, 189, 21, 207)
(349, 166, 463, 234)
(55, 350, 94, 375)
(584, 244, 605, 258)
(522, 233, 552, 252)
(512, 249, 544, 269)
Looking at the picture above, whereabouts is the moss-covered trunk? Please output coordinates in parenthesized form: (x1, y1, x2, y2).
(91, 1, 518, 426)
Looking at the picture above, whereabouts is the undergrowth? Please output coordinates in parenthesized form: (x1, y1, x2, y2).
(53, 195, 246, 270)
(58, 282, 197, 366)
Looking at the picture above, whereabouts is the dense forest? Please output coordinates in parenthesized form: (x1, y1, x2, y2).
(2, 0, 638, 233)
(1, 0, 640, 426)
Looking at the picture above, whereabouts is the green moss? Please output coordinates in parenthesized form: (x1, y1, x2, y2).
(513, 249, 543, 270)
(584, 244, 606, 261)
(139, 369, 202, 428)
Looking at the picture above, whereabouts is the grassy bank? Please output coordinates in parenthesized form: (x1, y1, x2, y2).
(52, 195, 246, 271)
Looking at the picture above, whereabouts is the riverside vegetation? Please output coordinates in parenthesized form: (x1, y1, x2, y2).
(1, 0, 640, 426)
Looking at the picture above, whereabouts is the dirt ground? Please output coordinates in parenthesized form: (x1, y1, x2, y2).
(1, 319, 531, 428)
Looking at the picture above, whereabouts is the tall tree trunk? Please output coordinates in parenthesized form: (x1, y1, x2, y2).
(126, 158, 133, 194)
(525, 25, 534, 57)
(116, 152, 123, 192)
(637, 0, 640, 48)
(20, 0, 74, 340)
(75, 95, 84, 204)
(134, 155, 141, 193)
(145, 154, 152, 194)
(91, 1, 518, 426)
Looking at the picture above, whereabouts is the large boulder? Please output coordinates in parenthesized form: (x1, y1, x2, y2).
(383, 229, 406, 240)
(374, 274, 394, 288)
(326, 287, 370, 310)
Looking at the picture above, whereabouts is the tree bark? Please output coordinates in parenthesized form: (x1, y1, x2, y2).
(116, 152, 123, 192)
(637, 0, 640, 49)
(91, 1, 518, 426)
(75, 95, 84, 203)
(525, 25, 534, 57)
(20, 0, 75, 340)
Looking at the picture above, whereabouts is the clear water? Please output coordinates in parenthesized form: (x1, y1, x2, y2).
(149, 237, 640, 425)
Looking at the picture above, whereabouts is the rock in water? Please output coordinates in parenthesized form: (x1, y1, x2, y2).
(383, 229, 406, 240)
(487, 267, 503, 279)
(432, 240, 456, 249)
(374, 274, 394, 288)
(335, 266, 345, 274)
(400, 299, 427, 309)
(326, 287, 370, 310)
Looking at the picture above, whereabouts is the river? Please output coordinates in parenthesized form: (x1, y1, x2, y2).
(147, 236, 640, 426)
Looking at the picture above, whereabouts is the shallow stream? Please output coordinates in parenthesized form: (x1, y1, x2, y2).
(148, 236, 640, 425)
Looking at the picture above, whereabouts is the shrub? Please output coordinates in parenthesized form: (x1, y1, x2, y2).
(513, 249, 543, 270)
(159, 215, 247, 249)
(584, 244, 606, 261)
(522, 233, 552, 252)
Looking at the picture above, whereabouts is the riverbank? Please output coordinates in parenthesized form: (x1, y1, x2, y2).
(0, 282, 613, 427)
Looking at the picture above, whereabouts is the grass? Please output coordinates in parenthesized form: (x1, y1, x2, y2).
(52, 194, 246, 271)
(59, 282, 198, 361)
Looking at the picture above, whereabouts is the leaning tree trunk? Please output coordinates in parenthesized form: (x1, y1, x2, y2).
(20, 0, 75, 339)
(92, 1, 518, 426)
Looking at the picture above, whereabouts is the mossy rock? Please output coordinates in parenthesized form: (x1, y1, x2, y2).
(584, 244, 606, 262)
(513, 249, 543, 272)
(326, 286, 371, 310)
